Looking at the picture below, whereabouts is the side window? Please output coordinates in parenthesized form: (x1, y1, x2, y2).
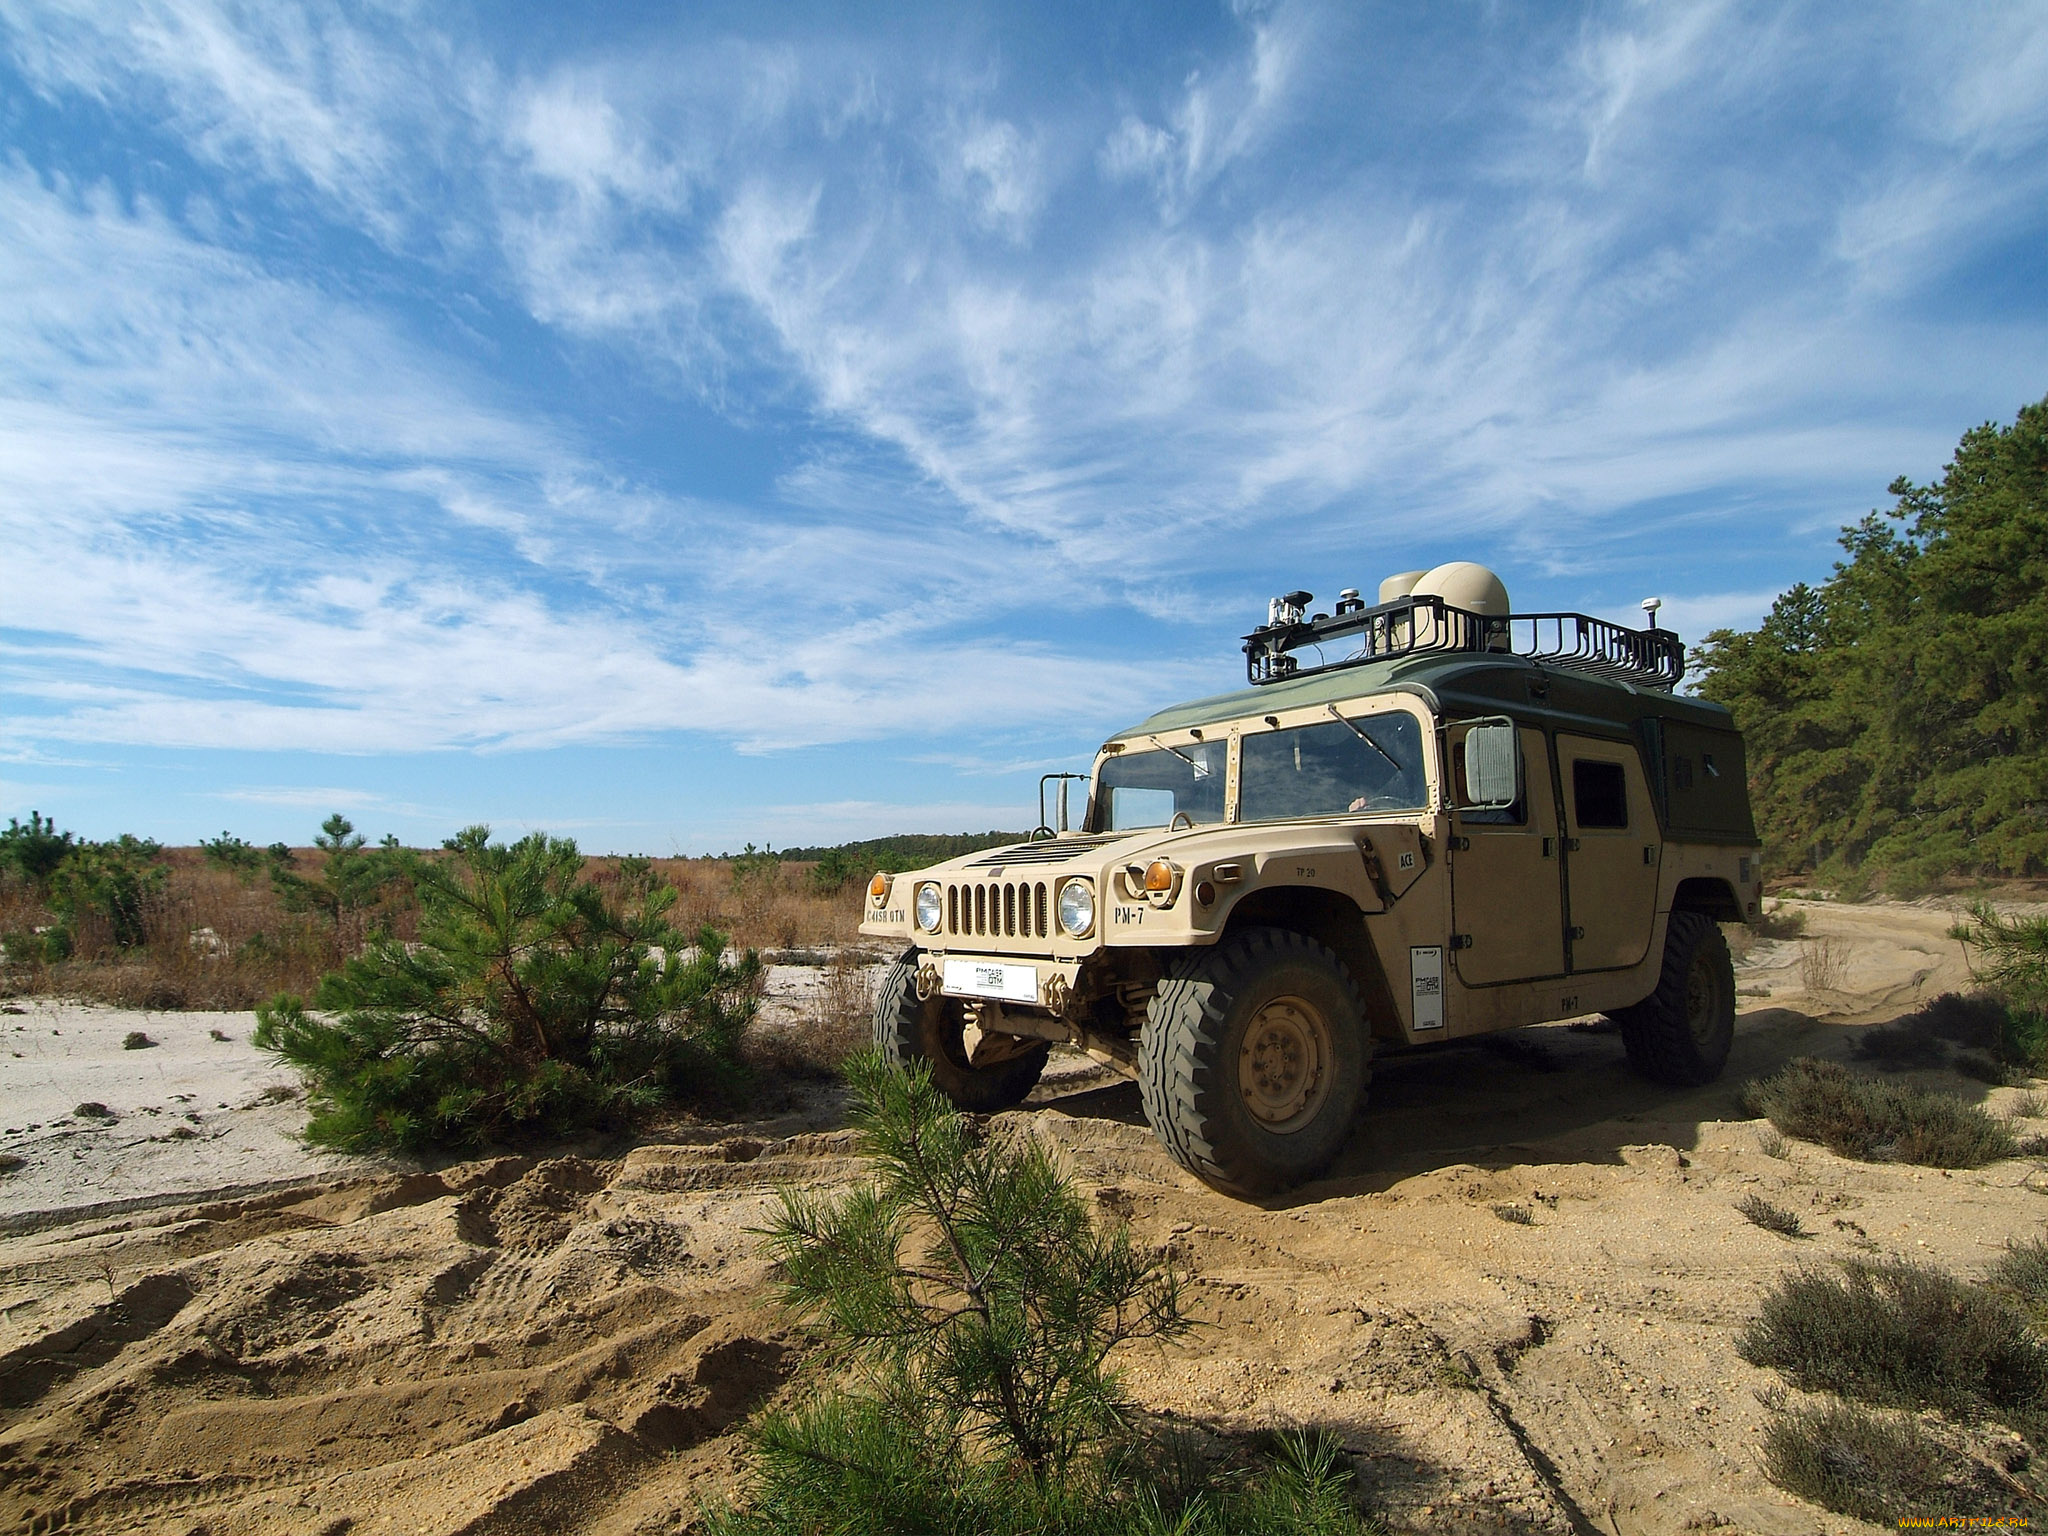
(1572, 759, 1628, 829)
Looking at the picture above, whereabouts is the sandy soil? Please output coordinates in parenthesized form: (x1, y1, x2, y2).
(4, 907, 2046, 1536)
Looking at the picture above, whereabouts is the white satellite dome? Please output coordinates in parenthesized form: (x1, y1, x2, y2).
(1410, 561, 1510, 616)
(1377, 570, 1428, 604)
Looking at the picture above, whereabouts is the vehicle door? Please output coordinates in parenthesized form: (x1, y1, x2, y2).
(1557, 734, 1660, 972)
(1448, 723, 1566, 984)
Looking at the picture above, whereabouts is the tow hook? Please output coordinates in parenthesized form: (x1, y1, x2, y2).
(915, 962, 941, 1001)
(1043, 973, 1071, 1015)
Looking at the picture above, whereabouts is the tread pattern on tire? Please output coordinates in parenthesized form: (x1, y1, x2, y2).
(1614, 910, 1733, 1087)
(873, 953, 1048, 1111)
(872, 954, 923, 1066)
(1140, 927, 1370, 1197)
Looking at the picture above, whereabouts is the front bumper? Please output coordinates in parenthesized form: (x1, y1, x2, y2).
(912, 952, 1088, 1013)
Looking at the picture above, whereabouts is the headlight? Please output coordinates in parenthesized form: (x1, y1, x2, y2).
(1057, 877, 1096, 938)
(915, 882, 944, 933)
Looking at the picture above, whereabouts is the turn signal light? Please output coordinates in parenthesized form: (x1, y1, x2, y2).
(1144, 860, 1177, 892)
(869, 873, 890, 904)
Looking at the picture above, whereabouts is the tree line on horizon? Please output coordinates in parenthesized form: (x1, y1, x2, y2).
(1693, 392, 2047, 893)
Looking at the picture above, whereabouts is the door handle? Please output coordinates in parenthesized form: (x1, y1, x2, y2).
(1541, 837, 1555, 858)
(1565, 837, 1581, 853)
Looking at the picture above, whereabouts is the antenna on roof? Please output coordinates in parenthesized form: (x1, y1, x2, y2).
(1640, 596, 1663, 630)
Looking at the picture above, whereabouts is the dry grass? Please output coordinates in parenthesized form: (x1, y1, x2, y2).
(1734, 1193, 1808, 1238)
(588, 856, 861, 953)
(747, 949, 880, 1079)
(1798, 935, 1845, 996)
(1, 848, 865, 1010)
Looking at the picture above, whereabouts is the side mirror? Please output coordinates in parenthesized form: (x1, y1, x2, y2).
(1460, 722, 1521, 810)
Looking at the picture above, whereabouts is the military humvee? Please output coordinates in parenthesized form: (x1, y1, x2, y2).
(859, 562, 1762, 1197)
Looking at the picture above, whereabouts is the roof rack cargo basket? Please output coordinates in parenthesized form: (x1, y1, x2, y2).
(1243, 594, 1684, 691)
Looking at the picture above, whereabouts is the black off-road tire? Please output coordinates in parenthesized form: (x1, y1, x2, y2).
(1139, 927, 1371, 1198)
(872, 954, 1048, 1112)
(1612, 911, 1735, 1087)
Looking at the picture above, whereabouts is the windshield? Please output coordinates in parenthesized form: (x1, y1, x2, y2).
(1094, 739, 1227, 831)
(1240, 712, 1427, 821)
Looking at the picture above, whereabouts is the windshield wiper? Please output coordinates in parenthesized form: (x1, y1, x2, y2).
(1147, 735, 1209, 776)
(1325, 705, 1402, 770)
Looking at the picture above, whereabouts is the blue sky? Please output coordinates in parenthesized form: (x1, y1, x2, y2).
(2, 1, 2044, 853)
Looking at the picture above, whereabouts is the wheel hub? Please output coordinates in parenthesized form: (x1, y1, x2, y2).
(1685, 956, 1717, 1046)
(1238, 995, 1332, 1133)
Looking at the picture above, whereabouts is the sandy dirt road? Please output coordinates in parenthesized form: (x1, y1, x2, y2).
(3, 903, 2044, 1536)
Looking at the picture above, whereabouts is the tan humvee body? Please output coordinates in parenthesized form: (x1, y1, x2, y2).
(860, 649, 1761, 1071)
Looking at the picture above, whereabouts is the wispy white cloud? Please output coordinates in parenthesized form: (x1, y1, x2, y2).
(0, 165, 1168, 754)
(1, 0, 2044, 786)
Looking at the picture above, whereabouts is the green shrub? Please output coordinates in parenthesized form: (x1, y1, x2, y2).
(1955, 904, 2048, 1019)
(715, 1052, 1376, 1536)
(785, 833, 1030, 896)
(254, 826, 761, 1151)
(713, 1406, 1376, 1536)
(48, 835, 167, 948)
(761, 1051, 1190, 1479)
(1742, 1057, 2017, 1166)
(1738, 1259, 2048, 1428)
(729, 841, 781, 892)
(1857, 989, 2048, 1078)
(1859, 999, 2015, 1073)
(198, 832, 264, 877)
(269, 814, 411, 957)
(1987, 1237, 2048, 1325)
(1761, 1401, 2025, 1522)
(0, 812, 75, 889)
(1753, 904, 1807, 941)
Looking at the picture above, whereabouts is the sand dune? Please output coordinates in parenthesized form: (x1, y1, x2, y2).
(3, 904, 2043, 1535)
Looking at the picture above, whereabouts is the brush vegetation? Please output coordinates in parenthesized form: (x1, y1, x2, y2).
(1854, 989, 2048, 1080)
(0, 812, 892, 1009)
(254, 827, 763, 1151)
(1760, 1402, 2029, 1523)
(1740, 1259, 2048, 1428)
(773, 832, 1029, 895)
(1743, 1257, 2048, 1519)
(1742, 1057, 2019, 1167)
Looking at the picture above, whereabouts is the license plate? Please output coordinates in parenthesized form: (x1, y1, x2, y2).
(941, 958, 1039, 1004)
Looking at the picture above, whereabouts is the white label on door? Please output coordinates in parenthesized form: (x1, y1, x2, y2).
(1410, 946, 1445, 1031)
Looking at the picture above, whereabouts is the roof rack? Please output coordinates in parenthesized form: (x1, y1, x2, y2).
(1242, 593, 1683, 691)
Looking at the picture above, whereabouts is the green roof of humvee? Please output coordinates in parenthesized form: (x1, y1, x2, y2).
(1113, 650, 1736, 744)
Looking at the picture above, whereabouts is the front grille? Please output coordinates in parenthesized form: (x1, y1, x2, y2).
(946, 879, 1051, 940)
(966, 835, 1116, 868)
